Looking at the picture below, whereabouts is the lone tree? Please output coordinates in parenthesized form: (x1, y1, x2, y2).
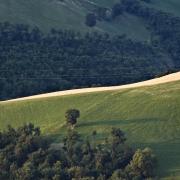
(65, 109, 80, 128)
(111, 127, 126, 145)
(85, 13, 97, 27)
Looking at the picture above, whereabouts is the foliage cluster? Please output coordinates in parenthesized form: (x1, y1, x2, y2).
(0, 22, 167, 100)
(0, 123, 157, 180)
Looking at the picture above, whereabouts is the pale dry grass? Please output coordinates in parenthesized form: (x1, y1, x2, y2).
(2, 72, 180, 103)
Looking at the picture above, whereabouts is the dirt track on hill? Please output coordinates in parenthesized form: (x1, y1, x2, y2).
(2, 72, 180, 103)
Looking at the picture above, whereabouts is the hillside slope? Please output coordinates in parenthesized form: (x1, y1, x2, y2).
(0, 0, 151, 40)
(2, 72, 180, 103)
(1, 0, 180, 41)
(0, 74, 180, 178)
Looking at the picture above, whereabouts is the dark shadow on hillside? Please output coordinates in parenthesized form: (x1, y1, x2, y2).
(133, 141, 180, 178)
(78, 118, 163, 127)
(48, 125, 180, 178)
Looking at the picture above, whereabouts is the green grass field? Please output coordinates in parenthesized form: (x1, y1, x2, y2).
(0, 0, 150, 40)
(0, 81, 180, 179)
(1, 0, 180, 41)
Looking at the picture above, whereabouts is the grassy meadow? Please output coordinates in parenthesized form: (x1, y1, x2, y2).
(0, 0, 150, 40)
(0, 0, 180, 41)
(0, 81, 180, 179)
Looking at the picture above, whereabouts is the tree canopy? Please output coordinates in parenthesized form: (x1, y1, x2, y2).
(65, 109, 80, 128)
(0, 122, 157, 180)
(0, 20, 174, 100)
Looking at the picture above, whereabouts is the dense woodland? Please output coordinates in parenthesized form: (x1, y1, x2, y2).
(0, 0, 180, 100)
(0, 122, 157, 180)
(0, 23, 167, 100)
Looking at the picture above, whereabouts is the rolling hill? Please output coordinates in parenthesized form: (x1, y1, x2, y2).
(3, 72, 180, 103)
(1, 0, 180, 101)
(0, 0, 180, 41)
(0, 73, 180, 179)
(1, 0, 180, 178)
(0, 0, 157, 41)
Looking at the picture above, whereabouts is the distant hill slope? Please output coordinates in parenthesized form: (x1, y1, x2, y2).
(0, 0, 150, 40)
(2, 71, 180, 103)
(0, 0, 180, 41)
(0, 74, 180, 178)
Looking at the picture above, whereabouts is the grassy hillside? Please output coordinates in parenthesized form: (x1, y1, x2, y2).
(0, 0, 180, 40)
(0, 81, 180, 178)
(0, 0, 180, 41)
(0, 0, 150, 40)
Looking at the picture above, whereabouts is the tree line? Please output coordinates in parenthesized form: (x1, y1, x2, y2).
(0, 21, 171, 100)
(0, 109, 157, 180)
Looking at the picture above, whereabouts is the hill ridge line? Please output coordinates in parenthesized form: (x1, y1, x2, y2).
(1, 72, 180, 103)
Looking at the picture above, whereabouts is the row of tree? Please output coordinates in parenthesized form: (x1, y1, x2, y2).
(0, 22, 169, 100)
(0, 110, 157, 179)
